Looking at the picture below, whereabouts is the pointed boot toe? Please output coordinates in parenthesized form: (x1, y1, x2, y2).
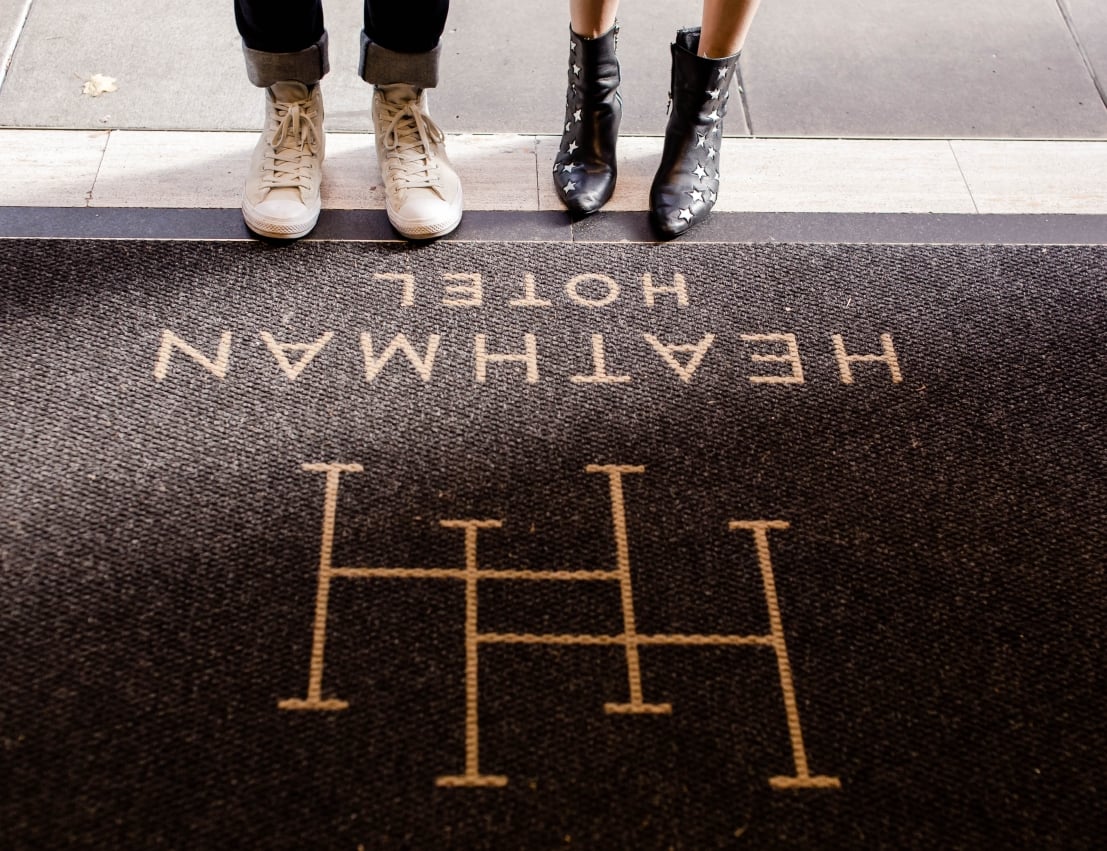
(649, 203, 694, 239)
(559, 165, 616, 216)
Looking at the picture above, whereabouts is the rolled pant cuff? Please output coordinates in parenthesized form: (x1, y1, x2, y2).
(243, 31, 329, 88)
(359, 33, 440, 88)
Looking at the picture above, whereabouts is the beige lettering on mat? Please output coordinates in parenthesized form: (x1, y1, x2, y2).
(152, 330, 232, 381)
(570, 334, 632, 384)
(742, 333, 806, 384)
(641, 272, 690, 308)
(360, 333, 441, 382)
(474, 333, 539, 383)
(643, 333, 716, 383)
(832, 333, 903, 384)
(260, 331, 334, 381)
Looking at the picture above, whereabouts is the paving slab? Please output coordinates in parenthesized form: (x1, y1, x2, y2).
(0, 0, 374, 131)
(951, 139, 1107, 212)
(91, 131, 254, 208)
(1, 128, 107, 205)
(741, 0, 1107, 139)
(719, 138, 976, 213)
(0, 0, 256, 130)
(0, 0, 747, 135)
(446, 134, 543, 210)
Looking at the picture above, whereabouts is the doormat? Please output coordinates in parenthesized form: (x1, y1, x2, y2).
(1, 239, 1104, 849)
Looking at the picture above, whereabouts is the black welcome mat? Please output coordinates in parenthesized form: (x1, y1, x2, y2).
(1, 239, 1104, 849)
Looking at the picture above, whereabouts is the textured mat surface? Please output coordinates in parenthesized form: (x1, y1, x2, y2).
(1, 240, 1105, 849)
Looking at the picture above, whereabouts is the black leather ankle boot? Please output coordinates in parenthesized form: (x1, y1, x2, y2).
(553, 24, 622, 216)
(649, 28, 739, 238)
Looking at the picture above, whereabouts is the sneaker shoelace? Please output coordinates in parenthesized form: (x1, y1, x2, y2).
(379, 95, 446, 199)
(261, 97, 321, 193)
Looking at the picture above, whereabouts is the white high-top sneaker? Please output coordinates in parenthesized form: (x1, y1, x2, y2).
(242, 81, 324, 240)
(373, 84, 463, 240)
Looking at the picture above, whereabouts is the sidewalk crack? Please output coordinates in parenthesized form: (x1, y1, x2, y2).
(86, 129, 112, 207)
(947, 141, 980, 215)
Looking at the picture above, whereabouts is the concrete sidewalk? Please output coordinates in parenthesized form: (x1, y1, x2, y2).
(2, 0, 1107, 217)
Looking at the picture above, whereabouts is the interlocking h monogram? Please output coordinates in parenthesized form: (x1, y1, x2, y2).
(280, 462, 839, 790)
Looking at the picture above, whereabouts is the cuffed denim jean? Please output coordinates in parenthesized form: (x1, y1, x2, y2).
(235, 0, 449, 88)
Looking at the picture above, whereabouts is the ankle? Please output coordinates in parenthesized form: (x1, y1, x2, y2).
(570, 21, 617, 40)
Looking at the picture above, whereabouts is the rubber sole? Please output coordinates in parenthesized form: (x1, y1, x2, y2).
(386, 191, 465, 241)
(241, 203, 321, 241)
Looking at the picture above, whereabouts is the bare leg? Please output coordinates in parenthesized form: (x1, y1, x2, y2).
(699, 0, 761, 57)
(570, 0, 619, 37)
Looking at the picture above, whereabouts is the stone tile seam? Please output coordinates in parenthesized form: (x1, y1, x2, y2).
(4, 211, 1107, 246)
(61, 130, 1107, 142)
(1054, 0, 1107, 116)
(9, 128, 1107, 142)
(0, 0, 35, 93)
(77, 129, 1107, 148)
(529, 134, 542, 214)
(86, 128, 112, 208)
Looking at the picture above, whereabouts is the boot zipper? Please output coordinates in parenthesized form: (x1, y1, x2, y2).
(666, 36, 676, 115)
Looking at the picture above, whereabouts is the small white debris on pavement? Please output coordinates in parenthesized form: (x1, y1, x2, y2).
(82, 74, 117, 97)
